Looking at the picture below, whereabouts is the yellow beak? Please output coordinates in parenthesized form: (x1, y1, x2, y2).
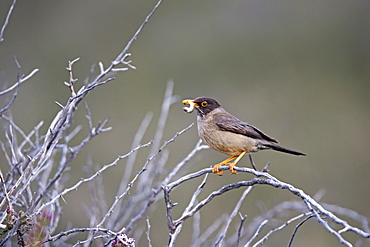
(182, 99, 193, 104)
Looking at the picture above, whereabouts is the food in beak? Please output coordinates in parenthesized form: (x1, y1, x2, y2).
(182, 100, 196, 113)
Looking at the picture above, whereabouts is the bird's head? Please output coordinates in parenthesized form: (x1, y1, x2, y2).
(182, 97, 221, 118)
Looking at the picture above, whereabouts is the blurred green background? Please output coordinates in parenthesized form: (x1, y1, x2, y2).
(0, 0, 369, 246)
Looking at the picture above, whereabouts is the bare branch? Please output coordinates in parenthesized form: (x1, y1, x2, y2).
(167, 173, 209, 246)
(0, 58, 39, 116)
(122, 123, 195, 233)
(146, 218, 153, 247)
(251, 213, 310, 247)
(248, 153, 257, 170)
(114, 0, 164, 64)
(215, 186, 253, 246)
(36, 141, 153, 215)
(236, 213, 247, 247)
(0, 69, 39, 97)
(0, 0, 17, 42)
(245, 219, 268, 247)
(288, 214, 315, 247)
(30, 118, 113, 211)
(64, 57, 80, 97)
(44, 227, 117, 243)
(0, 68, 20, 116)
(164, 165, 370, 246)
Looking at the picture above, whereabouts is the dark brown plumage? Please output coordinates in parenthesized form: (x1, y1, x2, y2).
(182, 97, 305, 175)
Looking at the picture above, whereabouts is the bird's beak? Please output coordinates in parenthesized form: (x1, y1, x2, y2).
(182, 99, 198, 113)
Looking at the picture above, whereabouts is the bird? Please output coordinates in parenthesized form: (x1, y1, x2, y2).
(182, 97, 306, 175)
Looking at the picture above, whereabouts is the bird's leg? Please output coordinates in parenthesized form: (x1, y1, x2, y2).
(212, 156, 238, 175)
(228, 151, 247, 174)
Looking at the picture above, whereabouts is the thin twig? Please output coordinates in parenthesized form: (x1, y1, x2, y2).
(0, 57, 21, 116)
(248, 153, 257, 170)
(288, 214, 315, 247)
(36, 141, 153, 215)
(0, 68, 39, 96)
(215, 186, 253, 246)
(251, 213, 310, 247)
(30, 118, 112, 212)
(44, 227, 117, 243)
(236, 213, 247, 247)
(123, 123, 195, 233)
(0, 0, 17, 42)
(245, 220, 268, 247)
(146, 218, 153, 247)
(167, 173, 209, 245)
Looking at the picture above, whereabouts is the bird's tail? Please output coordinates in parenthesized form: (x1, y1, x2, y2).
(264, 143, 306, 156)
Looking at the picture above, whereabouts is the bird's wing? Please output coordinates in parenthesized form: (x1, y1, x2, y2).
(213, 113, 279, 143)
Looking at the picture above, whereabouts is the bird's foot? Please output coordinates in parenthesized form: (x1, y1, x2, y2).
(212, 162, 238, 175)
(212, 164, 224, 176)
(228, 162, 238, 175)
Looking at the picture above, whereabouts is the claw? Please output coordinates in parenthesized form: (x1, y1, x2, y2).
(228, 162, 238, 174)
(212, 164, 224, 175)
(211, 156, 237, 176)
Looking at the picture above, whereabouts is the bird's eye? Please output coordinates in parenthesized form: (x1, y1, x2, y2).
(201, 101, 208, 107)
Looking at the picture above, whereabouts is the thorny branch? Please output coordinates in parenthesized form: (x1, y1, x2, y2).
(0, 0, 166, 244)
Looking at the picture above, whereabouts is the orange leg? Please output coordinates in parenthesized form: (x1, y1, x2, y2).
(212, 156, 238, 175)
(228, 151, 247, 174)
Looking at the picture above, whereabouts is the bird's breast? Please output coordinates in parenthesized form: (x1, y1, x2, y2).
(197, 116, 258, 156)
